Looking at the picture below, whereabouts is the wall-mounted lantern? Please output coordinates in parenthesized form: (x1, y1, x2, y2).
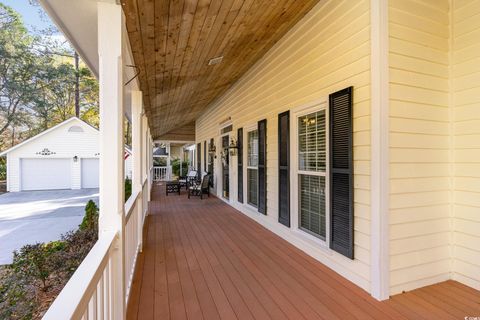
(208, 143, 216, 157)
(73, 156, 78, 162)
(228, 138, 238, 156)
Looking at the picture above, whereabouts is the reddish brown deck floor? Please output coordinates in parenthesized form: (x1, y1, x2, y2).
(127, 184, 480, 320)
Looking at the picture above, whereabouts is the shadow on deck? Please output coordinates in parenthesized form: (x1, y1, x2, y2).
(127, 184, 480, 320)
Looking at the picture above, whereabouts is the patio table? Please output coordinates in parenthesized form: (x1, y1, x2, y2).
(165, 181, 181, 196)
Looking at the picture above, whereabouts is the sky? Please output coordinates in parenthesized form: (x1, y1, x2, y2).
(1, 0, 61, 35)
(1, 0, 69, 48)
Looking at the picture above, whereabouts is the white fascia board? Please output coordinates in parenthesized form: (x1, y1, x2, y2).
(38, 0, 99, 78)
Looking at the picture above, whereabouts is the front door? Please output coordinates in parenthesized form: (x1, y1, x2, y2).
(222, 135, 230, 199)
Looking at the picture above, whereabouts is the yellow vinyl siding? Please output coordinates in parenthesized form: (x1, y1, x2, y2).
(453, 0, 480, 290)
(388, 0, 451, 294)
(196, 0, 372, 291)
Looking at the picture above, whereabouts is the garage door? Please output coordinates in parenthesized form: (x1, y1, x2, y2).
(81, 158, 99, 189)
(21, 158, 72, 191)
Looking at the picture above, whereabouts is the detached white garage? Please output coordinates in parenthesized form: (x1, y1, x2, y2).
(0, 117, 132, 192)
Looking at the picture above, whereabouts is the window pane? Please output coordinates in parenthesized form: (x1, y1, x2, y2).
(299, 174, 326, 238)
(298, 110, 326, 172)
(248, 130, 258, 167)
(247, 168, 258, 206)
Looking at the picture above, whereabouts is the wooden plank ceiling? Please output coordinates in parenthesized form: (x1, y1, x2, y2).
(157, 121, 195, 141)
(123, 0, 320, 139)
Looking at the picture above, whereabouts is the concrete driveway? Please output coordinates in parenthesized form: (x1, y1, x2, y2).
(0, 189, 99, 265)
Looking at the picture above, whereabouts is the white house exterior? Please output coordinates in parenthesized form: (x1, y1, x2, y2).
(0, 117, 132, 192)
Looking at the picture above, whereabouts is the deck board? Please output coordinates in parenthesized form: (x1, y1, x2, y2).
(127, 184, 480, 320)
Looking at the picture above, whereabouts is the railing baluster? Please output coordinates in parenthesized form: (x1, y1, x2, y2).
(104, 266, 110, 320)
(153, 166, 170, 181)
(98, 275, 104, 320)
(93, 289, 98, 320)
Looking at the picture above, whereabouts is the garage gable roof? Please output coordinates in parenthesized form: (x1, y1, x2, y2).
(0, 117, 98, 157)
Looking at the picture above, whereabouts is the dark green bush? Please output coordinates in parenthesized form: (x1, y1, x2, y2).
(172, 158, 188, 177)
(0, 158, 6, 181)
(10, 242, 65, 291)
(125, 177, 132, 201)
(57, 228, 98, 277)
(79, 200, 98, 231)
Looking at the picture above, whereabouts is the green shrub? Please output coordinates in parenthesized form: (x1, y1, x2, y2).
(125, 177, 132, 201)
(57, 228, 98, 277)
(10, 242, 65, 291)
(0, 158, 6, 181)
(172, 158, 188, 177)
(79, 200, 98, 231)
(0, 266, 35, 320)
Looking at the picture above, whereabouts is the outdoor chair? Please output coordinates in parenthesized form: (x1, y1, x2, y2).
(184, 170, 198, 189)
(179, 170, 196, 190)
(188, 174, 210, 199)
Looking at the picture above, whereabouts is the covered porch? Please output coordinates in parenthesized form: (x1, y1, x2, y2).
(37, 0, 480, 318)
(127, 184, 480, 320)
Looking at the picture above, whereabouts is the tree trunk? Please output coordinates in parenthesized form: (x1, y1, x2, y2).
(75, 51, 80, 117)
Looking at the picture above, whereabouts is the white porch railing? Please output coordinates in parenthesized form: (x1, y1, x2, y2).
(124, 180, 148, 302)
(43, 179, 150, 320)
(153, 166, 171, 181)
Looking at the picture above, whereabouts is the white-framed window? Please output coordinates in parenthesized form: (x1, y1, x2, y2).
(293, 101, 329, 241)
(247, 128, 259, 207)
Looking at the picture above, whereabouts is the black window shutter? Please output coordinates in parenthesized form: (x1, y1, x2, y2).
(237, 128, 244, 203)
(197, 142, 201, 177)
(208, 138, 214, 187)
(278, 111, 290, 227)
(329, 87, 354, 259)
(204, 141, 207, 171)
(258, 119, 267, 215)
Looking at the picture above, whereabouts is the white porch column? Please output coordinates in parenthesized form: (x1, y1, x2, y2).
(370, 0, 390, 301)
(147, 126, 153, 200)
(142, 115, 148, 182)
(166, 142, 171, 180)
(131, 90, 143, 250)
(98, 2, 126, 318)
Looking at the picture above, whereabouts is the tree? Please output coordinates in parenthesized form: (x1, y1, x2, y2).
(79, 67, 99, 128)
(0, 4, 40, 136)
(0, 3, 100, 152)
(32, 62, 76, 130)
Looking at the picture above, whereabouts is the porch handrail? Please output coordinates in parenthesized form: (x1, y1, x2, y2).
(125, 189, 140, 221)
(42, 230, 117, 320)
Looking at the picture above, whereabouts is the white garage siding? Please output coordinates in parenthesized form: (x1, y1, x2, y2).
(21, 158, 72, 191)
(81, 158, 99, 188)
(2, 118, 135, 191)
(3, 118, 100, 192)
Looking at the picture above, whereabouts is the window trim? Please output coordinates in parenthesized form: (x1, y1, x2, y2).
(246, 128, 259, 208)
(290, 98, 330, 244)
(243, 123, 259, 211)
(220, 132, 230, 201)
